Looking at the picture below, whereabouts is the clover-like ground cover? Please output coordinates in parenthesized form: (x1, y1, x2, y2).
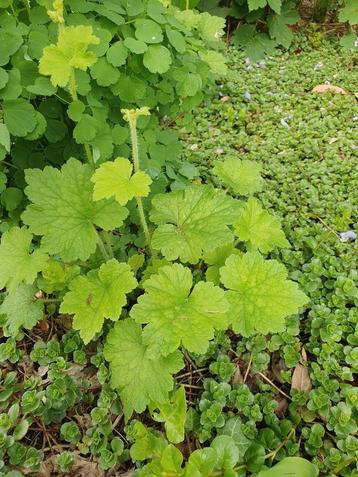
(180, 35, 357, 476)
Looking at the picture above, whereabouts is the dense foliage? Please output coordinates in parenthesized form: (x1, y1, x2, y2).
(0, 0, 356, 476)
(181, 35, 357, 477)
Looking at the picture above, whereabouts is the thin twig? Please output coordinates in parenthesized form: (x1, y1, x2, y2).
(258, 372, 292, 400)
(243, 353, 252, 383)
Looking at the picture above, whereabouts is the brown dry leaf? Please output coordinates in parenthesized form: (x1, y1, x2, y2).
(300, 347, 308, 364)
(39, 453, 106, 477)
(275, 397, 288, 416)
(291, 364, 312, 393)
(231, 364, 244, 385)
(220, 95, 231, 102)
(37, 319, 50, 332)
(70, 455, 105, 477)
(312, 84, 347, 94)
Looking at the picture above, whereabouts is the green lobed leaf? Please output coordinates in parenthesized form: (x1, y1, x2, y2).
(106, 41, 128, 66)
(248, 0, 267, 11)
(0, 123, 10, 152)
(233, 26, 277, 60)
(234, 197, 289, 253)
(213, 158, 263, 195)
(135, 19, 163, 43)
(39, 25, 99, 87)
(184, 448, 217, 477)
(91, 157, 152, 205)
(267, 2, 300, 47)
(199, 50, 227, 75)
(143, 45, 172, 73)
(90, 57, 120, 86)
(22, 158, 128, 262)
(0, 284, 44, 336)
(150, 185, 241, 263)
(0, 67, 9, 89)
(61, 259, 137, 344)
(67, 100, 85, 122)
(268, 0, 282, 14)
(0, 226, 47, 292)
(211, 435, 239, 470)
(104, 319, 184, 419)
(138, 444, 183, 477)
(131, 263, 229, 356)
(220, 252, 309, 336)
(128, 421, 167, 461)
(338, 0, 358, 25)
(124, 37, 148, 54)
(2, 99, 37, 137)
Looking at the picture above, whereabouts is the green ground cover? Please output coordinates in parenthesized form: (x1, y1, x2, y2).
(179, 36, 358, 476)
(0, 9, 357, 474)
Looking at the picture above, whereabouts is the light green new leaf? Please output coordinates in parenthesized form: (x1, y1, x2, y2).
(37, 260, 80, 294)
(151, 386, 187, 444)
(104, 319, 183, 419)
(39, 25, 99, 87)
(143, 45, 172, 74)
(0, 227, 47, 292)
(150, 185, 241, 263)
(131, 263, 229, 356)
(213, 158, 263, 196)
(257, 457, 318, 477)
(22, 158, 128, 262)
(234, 197, 289, 253)
(139, 444, 183, 477)
(128, 421, 167, 462)
(197, 12, 225, 41)
(220, 252, 308, 336)
(0, 284, 43, 336)
(91, 157, 152, 205)
(61, 259, 137, 344)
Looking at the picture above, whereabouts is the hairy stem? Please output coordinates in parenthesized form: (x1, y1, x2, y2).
(127, 115, 154, 255)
